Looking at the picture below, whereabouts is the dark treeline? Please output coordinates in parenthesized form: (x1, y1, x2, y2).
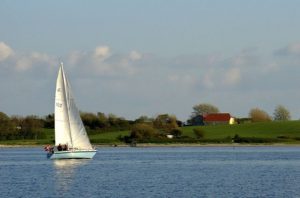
(80, 113, 184, 144)
(79, 112, 132, 132)
(0, 112, 46, 140)
(121, 114, 184, 144)
(0, 111, 183, 141)
(0, 111, 134, 140)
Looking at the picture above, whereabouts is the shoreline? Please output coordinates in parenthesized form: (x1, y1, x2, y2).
(124, 143, 300, 147)
(1, 143, 300, 148)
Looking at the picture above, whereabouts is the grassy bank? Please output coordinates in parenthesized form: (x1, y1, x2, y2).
(1, 120, 300, 145)
(183, 121, 300, 139)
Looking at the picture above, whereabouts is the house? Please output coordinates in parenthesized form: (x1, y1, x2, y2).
(188, 115, 205, 126)
(203, 113, 235, 125)
(188, 113, 236, 126)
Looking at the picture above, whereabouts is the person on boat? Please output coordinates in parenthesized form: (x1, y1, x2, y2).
(62, 144, 68, 151)
(44, 145, 50, 151)
(49, 146, 54, 154)
(57, 144, 62, 151)
(44, 145, 54, 154)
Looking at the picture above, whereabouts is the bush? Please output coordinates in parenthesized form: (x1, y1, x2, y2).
(193, 128, 205, 139)
(153, 114, 178, 134)
(130, 123, 157, 141)
(170, 128, 182, 138)
(249, 108, 272, 122)
(233, 134, 279, 143)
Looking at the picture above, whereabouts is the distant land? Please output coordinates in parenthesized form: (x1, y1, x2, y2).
(1, 120, 300, 146)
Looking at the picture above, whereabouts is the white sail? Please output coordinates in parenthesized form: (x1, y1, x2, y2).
(55, 63, 93, 150)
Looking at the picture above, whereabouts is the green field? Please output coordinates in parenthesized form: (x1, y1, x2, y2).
(89, 130, 129, 144)
(182, 121, 300, 139)
(1, 121, 300, 145)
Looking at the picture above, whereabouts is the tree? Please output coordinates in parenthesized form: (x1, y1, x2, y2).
(249, 108, 271, 122)
(97, 112, 109, 128)
(0, 112, 17, 140)
(170, 128, 182, 138)
(153, 114, 178, 134)
(130, 123, 157, 141)
(20, 115, 44, 139)
(80, 112, 100, 129)
(188, 103, 220, 125)
(108, 113, 118, 127)
(134, 115, 153, 123)
(44, 114, 54, 128)
(191, 103, 219, 117)
(273, 105, 291, 121)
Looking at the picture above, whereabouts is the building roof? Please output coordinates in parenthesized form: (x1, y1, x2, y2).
(204, 113, 231, 122)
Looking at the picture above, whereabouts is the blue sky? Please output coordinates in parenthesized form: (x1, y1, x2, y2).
(1, 0, 300, 121)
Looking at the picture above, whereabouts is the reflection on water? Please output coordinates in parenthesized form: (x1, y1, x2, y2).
(53, 159, 89, 169)
(53, 160, 89, 195)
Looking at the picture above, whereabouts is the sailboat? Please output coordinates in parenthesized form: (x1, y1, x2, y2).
(47, 63, 97, 159)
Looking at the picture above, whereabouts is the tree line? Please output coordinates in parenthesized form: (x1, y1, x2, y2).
(0, 103, 292, 141)
(0, 112, 45, 140)
(0, 110, 182, 142)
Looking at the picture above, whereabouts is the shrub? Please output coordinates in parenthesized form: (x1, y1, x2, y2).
(249, 108, 271, 122)
(233, 134, 279, 143)
(130, 123, 157, 141)
(170, 128, 182, 138)
(153, 114, 178, 133)
(193, 128, 205, 139)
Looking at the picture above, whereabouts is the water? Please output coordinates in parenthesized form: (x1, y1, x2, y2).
(1, 146, 300, 198)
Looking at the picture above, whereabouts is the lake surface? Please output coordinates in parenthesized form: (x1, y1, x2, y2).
(1, 146, 300, 198)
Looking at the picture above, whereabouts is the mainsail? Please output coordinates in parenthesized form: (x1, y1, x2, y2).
(54, 63, 92, 150)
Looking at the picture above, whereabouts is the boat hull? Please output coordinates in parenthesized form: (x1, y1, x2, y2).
(50, 150, 97, 159)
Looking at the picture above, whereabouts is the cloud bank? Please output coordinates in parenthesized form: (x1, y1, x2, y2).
(1, 41, 300, 120)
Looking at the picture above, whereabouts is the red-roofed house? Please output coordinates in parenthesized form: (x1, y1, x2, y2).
(203, 113, 235, 125)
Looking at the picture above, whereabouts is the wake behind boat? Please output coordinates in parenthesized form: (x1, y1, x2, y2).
(45, 63, 96, 159)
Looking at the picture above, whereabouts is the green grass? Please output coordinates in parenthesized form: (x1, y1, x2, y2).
(182, 120, 300, 142)
(0, 139, 53, 145)
(89, 130, 129, 144)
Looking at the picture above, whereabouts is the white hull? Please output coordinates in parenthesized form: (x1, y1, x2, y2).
(50, 150, 97, 160)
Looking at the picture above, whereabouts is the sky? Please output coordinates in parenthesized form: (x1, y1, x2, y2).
(1, 0, 300, 121)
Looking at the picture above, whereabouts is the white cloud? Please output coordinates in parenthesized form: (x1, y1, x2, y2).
(93, 46, 111, 60)
(65, 46, 141, 76)
(15, 56, 32, 71)
(14, 52, 53, 72)
(129, 50, 142, 61)
(119, 59, 137, 75)
(31, 52, 50, 62)
(0, 42, 14, 61)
